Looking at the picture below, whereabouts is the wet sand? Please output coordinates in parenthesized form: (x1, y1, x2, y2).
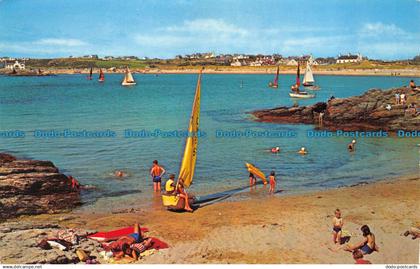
(17, 174, 419, 264)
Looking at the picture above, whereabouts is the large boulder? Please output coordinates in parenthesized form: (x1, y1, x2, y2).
(0, 153, 81, 220)
(251, 87, 419, 131)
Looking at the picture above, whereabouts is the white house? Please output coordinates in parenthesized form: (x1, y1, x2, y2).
(336, 53, 363, 64)
(286, 59, 298, 66)
(230, 60, 242, 67)
(5, 60, 25, 70)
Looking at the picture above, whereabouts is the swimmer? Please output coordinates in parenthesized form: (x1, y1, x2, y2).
(298, 147, 307, 155)
(271, 147, 280, 153)
(114, 170, 127, 178)
(348, 140, 356, 152)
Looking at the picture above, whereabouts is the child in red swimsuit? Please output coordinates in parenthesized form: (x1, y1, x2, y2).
(269, 171, 276, 193)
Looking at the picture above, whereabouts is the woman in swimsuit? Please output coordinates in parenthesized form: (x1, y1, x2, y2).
(346, 225, 379, 255)
(332, 209, 343, 244)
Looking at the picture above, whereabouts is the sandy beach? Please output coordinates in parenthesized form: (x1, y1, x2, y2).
(4, 174, 418, 264)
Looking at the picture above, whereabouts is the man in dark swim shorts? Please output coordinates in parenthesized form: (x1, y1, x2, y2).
(150, 160, 166, 192)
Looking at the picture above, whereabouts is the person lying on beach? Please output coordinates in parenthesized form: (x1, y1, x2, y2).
(403, 227, 420, 240)
(298, 147, 307, 155)
(150, 160, 166, 192)
(332, 209, 343, 244)
(106, 223, 152, 260)
(352, 249, 371, 264)
(268, 171, 276, 194)
(249, 172, 256, 186)
(344, 225, 379, 255)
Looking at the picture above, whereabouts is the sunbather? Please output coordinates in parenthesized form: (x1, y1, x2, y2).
(344, 225, 379, 255)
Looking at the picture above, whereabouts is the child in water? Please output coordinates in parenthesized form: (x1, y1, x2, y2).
(268, 171, 276, 193)
(332, 209, 343, 244)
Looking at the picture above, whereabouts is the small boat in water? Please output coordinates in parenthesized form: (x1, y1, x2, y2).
(289, 63, 315, 99)
(303, 62, 320, 90)
(289, 91, 315, 99)
(121, 67, 136, 86)
(87, 67, 93, 80)
(268, 66, 279, 88)
(98, 69, 105, 82)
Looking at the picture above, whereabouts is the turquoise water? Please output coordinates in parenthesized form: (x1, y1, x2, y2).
(0, 74, 419, 211)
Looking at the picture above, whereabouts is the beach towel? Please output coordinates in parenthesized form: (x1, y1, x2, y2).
(87, 226, 149, 241)
(150, 237, 169, 250)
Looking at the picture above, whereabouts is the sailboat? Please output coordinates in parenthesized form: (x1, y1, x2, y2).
(87, 67, 93, 80)
(121, 67, 136, 86)
(303, 62, 320, 90)
(268, 66, 279, 88)
(162, 70, 202, 209)
(98, 69, 105, 82)
(289, 63, 315, 99)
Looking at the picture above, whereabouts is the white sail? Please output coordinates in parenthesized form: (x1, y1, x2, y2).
(122, 68, 136, 85)
(303, 63, 314, 84)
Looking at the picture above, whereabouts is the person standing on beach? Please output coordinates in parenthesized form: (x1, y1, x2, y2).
(332, 209, 343, 244)
(268, 171, 276, 193)
(395, 92, 400, 105)
(249, 172, 257, 186)
(150, 160, 165, 192)
(400, 93, 406, 105)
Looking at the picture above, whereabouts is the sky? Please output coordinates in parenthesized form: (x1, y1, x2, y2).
(0, 0, 419, 59)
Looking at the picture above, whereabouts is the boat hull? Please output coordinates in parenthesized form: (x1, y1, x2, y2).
(289, 92, 315, 99)
(122, 82, 136, 86)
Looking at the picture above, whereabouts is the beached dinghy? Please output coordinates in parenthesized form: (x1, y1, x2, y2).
(121, 67, 136, 86)
(162, 70, 202, 211)
(268, 66, 279, 88)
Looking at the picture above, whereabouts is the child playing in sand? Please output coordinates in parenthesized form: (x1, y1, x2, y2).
(332, 209, 343, 244)
(268, 171, 276, 193)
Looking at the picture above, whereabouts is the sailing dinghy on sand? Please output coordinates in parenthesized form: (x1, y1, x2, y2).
(121, 67, 136, 86)
(268, 66, 279, 88)
(162, 70, 202, 211)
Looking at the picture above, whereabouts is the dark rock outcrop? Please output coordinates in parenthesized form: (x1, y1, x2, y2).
(0, 153, 81, 220)
(251, 87, 419, 131)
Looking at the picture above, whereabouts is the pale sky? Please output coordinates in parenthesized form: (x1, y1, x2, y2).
(0, 0, 419, 59)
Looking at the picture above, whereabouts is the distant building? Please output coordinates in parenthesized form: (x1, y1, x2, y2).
(103, 56, 115, 61)
(5, 60, 25, 70)
(286, 59, 298, 66)
(336, 53, 363, 64)
(230, 60, 242, 67)
(83, 55, 99, 59)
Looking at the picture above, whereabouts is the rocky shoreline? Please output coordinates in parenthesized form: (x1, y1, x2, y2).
(251, 87, 419, 131)
(0, 153, 81, 220)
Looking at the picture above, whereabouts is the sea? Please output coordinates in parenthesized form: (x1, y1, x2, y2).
(0, 73, 419, 212)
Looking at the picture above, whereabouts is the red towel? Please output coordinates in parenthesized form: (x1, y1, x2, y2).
(88, 226, 149, 241)
(149, 237, 169, 250)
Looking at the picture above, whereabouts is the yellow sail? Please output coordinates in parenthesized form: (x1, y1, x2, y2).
(122, 67, 136, 85)
(178, 70, 202, 188)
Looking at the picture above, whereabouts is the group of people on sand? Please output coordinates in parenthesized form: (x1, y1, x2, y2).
(249, 171, 277, 193)
(331, 209, 379, 264)
(149, 160, 194, 212)
(102, 223, 153, 261)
